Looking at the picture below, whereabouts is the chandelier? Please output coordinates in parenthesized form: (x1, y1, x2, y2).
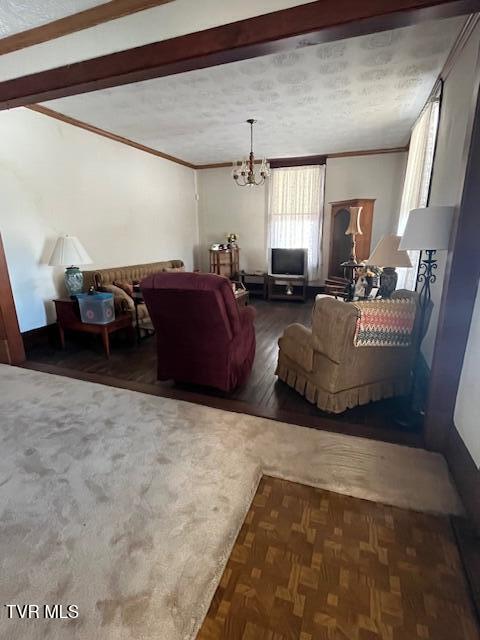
(232, 119, 271, 187)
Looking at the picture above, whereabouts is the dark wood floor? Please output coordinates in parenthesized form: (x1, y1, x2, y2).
(25, 299, 423, 447)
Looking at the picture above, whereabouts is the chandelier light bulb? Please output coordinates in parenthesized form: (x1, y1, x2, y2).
(232, 119, 271, 187)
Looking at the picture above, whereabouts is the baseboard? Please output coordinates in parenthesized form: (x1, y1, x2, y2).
(22, 323, 58, 352)
(446, 423, 480, 534)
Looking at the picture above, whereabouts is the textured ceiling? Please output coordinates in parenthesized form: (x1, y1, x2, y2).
(44, 17, 464, 165)
(0, 0, 318, 82)
(0, 1, 108, 38)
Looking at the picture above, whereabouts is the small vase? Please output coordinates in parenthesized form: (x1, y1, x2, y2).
(379, 267, 398, 299)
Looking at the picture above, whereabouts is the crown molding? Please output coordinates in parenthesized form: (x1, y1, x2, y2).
(28, 104, 409, 169)
(0, 0, 175, 56)
(327, 146, 409, 159)
(196, 147, 408, 170)
(27, 104, 195, 169)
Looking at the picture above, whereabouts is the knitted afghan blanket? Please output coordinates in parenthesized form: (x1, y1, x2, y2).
(352, 298, 416, 347)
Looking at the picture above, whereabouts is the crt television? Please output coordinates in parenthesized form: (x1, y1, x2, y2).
(270, 248, 307, 277)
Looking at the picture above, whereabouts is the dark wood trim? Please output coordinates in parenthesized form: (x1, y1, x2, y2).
(27, 105, 196, 169)
(327, 146, 409, 159)
(196, 162, 237, 170)
(451, 516, 480, 624)
(0, 234, 25, 365)
(424, 48, 480, 451)
(21, 361, 424, 449)
(24, 109, 408, 169)
(195, 159, 263, 170)
(0, 0, 477, 109)
(269, 155, 326, 169)
(196, 148, 408, 170)
(0, 0, 175, 56)
(446, 424, 480, 532)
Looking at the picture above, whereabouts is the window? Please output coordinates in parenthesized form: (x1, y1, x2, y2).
(267, 165, 325, 280)
(396, 95, 441, 289)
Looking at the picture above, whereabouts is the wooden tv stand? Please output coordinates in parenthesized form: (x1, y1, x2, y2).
(267, 275, 307, 301)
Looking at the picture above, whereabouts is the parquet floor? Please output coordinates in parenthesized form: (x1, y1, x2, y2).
(197, 476, 479, 640)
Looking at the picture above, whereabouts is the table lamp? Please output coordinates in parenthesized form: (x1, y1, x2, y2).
(367, 234, 412, 298)
(345, 206, 363, 262)
(48, 235, 92, 297)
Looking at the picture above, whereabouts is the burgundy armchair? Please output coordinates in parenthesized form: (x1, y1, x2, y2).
(141, 272, 256, 392)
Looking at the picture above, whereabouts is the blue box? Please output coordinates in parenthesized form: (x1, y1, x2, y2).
(76, 292, 115, 324)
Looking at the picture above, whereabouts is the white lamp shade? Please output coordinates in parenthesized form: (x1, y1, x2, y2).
(367, 234, 413, 268)
(399, 206, 454, 251)
(48, 235, 92, 267)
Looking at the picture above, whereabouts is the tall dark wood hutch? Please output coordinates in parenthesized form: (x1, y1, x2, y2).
(328, 198, 375, 278)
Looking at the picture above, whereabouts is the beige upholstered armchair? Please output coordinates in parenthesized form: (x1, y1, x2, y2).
(276, 290, 419, 414)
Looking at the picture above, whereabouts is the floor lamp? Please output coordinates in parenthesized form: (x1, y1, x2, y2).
(398, 205, 454, 426)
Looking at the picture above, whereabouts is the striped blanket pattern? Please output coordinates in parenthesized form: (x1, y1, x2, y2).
(352, 298, 416, 347)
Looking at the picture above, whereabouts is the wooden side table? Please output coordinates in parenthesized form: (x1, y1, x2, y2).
(54, 298, 134, 358)
(234, 288, 249, 307)
(131, 291, 155, 344)
(209, 247, 240, 279)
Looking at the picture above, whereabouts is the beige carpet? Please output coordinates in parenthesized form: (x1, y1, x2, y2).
(0, 365, 463, 640)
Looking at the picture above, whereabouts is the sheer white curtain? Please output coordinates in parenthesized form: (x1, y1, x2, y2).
(267, 165, 325, 280)
(396, 98, 440, 289)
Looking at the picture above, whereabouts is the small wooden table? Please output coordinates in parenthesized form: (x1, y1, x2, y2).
(234, 288, 249, 307)
(131, 291, 155, 344)
(209, 246, 240, 279)
(54, 298, 133, 358)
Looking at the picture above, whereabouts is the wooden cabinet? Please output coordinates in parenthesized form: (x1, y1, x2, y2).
(209, 247, 240, 279)
(328, 199, 375, 278)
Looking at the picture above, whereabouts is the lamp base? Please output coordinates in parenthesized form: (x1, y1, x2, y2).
(379, 267, 398, 299)
(65, 266, 84, 297)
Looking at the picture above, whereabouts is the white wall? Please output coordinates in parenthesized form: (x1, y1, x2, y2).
(321, 153, 407, 278)
(0, 108, 198, 333)
(455, 283, 480, 467)
(422, 23, 480, 367)
(197, 153, 406, 278)
(197, 167, 267, 273)
(449, 24, 480, 468)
